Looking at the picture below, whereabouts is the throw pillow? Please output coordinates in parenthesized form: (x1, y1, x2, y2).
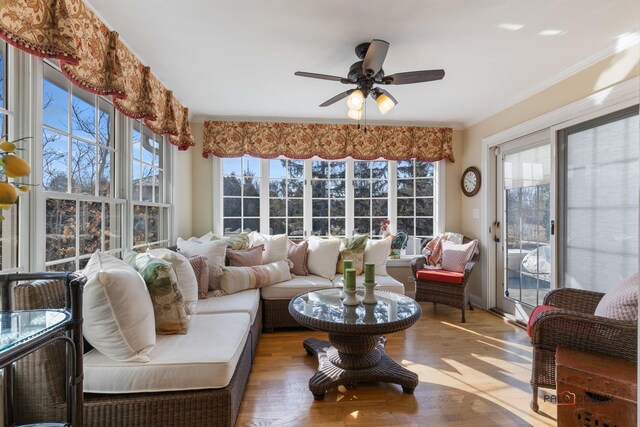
(336, 235, 369, 274)
(288, 240, 309, 276)
(249, 232, 288, 264)
(189, 255, 210, 299)
(307, 236, 341, 280)
(441, 239, 478, 273)
(177, 237, 227, 290)
(227, 244, 264, 267)
(124, 251, 189, 335)
(364, 236, 393, 276)
(594, 272, 638, 321)
(220, 232, 250, 250)
(148, 248, 199, 314)
(220, 260, 292, 294)
(82, 251, 156, 362)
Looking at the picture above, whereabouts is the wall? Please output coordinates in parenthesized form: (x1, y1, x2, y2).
(174, 144, 194, 240)
(189, 122, 215, 238)
(460, 49, 640, 304)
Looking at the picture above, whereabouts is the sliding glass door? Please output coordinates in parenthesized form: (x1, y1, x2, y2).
(557, 106, 639, 292)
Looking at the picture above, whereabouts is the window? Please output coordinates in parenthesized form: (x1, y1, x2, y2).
(269, 159, 303, 236)
(396, 160, 435, 254)
(131, 121, 170, 249)
(558, 106, 639, 292)
(0, 42, 18, 271)
(222, 156, 260, 233)
(217, 156, 440, 246)
(311, 160, 345, 237)
(42, 63, 123, 270)
(354, 160, 388, 236)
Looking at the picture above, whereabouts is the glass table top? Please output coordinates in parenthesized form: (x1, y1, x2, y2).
(291, 288, 420, 325)
(0, 310, 70, 353)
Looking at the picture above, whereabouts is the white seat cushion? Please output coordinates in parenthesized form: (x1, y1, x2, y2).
(260, 274, 333, 300)
(83, 313, 250, 393)
(333, 274, 404, 294)
(196, 289, 261, 323)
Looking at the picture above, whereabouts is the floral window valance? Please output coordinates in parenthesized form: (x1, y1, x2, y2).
(0, 0, 194, 150)
(203, 121, 455, 162)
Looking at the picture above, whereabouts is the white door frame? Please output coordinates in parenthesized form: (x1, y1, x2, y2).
(481, 77, 639, 310)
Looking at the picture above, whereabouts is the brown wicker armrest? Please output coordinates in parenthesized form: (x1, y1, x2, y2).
(542, 288, 605, 314)
(530, 309, 637, 363)
(411, 256, 427, 276)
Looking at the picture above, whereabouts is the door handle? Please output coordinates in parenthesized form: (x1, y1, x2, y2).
(493, 221, 501, 243)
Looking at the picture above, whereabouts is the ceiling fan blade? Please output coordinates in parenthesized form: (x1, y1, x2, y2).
(362, 39, 389, 78)
(319, 89, 354, 107)
(295, 71, 351, 83)
(383, 69, 445, 85)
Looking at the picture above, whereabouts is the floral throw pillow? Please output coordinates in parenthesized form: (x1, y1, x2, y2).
(124, 251, 189, 334)
(336, 234, 369, 274)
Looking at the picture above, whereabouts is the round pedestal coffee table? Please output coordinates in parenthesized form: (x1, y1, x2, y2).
(288, 288, 422, 400)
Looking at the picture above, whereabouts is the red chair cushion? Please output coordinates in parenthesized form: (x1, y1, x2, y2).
(527, 305, 559, 337)
(416, 269, 465, 285)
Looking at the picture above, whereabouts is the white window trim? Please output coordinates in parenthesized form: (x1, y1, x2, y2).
(214, 156, 442, 241)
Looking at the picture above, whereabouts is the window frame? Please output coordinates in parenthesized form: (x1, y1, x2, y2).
(215, 156, 444, 247)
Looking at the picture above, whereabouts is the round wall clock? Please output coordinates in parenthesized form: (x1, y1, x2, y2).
(461, 166, 481, 197)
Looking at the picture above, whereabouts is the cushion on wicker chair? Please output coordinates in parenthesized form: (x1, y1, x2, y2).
(416, 269, 464, 284)
(594, 272, 639, 321)
(527, 305, 559, 336)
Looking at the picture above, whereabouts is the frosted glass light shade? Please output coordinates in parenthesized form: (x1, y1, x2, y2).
(347, 108, 362, 120)
(376, 93, 396, 114)
(347, 90, 364, 110)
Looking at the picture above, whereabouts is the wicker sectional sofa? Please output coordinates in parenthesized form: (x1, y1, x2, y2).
(13, 262, 404, 426)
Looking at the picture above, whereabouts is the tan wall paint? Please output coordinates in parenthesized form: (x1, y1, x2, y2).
(461, 50, 639, 303)
(174, 144, 193, 239)
(443, 130, 463, 232)
(189, 122, 215, 238)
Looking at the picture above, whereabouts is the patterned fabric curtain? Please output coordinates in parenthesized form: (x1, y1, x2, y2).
(0, 0, 194, 150)
(203, 121, 454, 162)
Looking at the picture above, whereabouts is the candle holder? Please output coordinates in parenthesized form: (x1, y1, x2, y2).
(342, 289, 360, 306)
(362, 281, 378, 304)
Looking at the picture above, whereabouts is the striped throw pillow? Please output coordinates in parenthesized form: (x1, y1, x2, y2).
(189, 256, 210, 299)
(220, 260, 292, 294)
(441, 240, 478, 273)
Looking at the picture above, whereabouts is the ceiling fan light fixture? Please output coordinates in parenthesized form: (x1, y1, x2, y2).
(346, 89, 365, 110)
(375, 92, 396, 114)
(347, 108, 363, 120)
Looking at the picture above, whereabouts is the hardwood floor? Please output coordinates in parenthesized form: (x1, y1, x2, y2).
(237, 303, 557, 427)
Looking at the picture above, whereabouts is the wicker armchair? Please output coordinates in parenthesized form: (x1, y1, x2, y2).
(528, 288, 637, 412)
(410, 236, 480, 323)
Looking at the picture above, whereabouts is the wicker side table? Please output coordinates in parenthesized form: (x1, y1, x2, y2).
(289, 289, 421, 400)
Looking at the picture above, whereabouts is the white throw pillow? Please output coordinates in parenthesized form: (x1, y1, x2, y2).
(364, 236, 393, 276)
(220, 260, 292, 294)
(441, 239, 478, 273)
(307, 236, 341, 280)
(249, 232, 288, 264)
(177, 238, 227, 290)
(82, 252, 156, 362)
(148, 248, 199, 314)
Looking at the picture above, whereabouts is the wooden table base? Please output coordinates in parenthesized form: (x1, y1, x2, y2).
(303, 337, 418, 400)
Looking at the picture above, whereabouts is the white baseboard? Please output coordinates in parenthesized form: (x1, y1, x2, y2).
(469, 294, 484, 309)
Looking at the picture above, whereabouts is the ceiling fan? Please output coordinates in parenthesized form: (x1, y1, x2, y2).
(295, 39, 445, 119)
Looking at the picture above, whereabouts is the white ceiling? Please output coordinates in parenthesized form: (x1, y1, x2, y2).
(86, 0, 639, 127)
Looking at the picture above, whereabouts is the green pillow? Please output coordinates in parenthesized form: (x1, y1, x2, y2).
(336, 234, 369, 274)
(124, 250, 189, 335)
